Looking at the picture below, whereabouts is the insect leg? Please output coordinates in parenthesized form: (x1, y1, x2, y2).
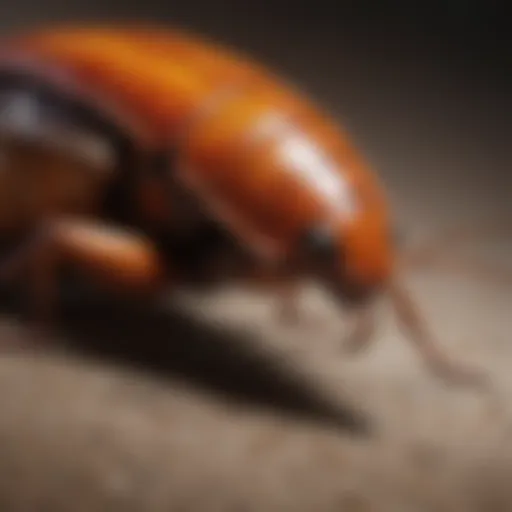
(235, 263, 315, 327)
(388, 278, 489, 388)
(0, 217, 167, 330)
(342, 305, 378, 354)
(272, 278, 304, 325)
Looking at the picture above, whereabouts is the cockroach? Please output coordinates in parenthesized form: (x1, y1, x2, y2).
(0, 24, 499, 387)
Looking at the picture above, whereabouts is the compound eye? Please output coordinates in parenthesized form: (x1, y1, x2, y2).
(300, 223, 338, 263)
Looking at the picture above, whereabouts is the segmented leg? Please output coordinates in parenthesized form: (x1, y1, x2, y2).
(342, 305, 378, 354)
(388, 279, 489, 388)
(0, 216, 167, 330)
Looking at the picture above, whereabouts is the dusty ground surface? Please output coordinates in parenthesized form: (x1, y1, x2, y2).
(0, 248, 511, 512)
(0, 7, 511, 511)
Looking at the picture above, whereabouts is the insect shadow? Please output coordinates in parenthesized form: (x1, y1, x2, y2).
(0, 279, 372, 437)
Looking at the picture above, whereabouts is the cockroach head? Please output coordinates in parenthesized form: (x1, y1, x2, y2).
(300, 222, 338, 266)
(298, 221, 376, 305)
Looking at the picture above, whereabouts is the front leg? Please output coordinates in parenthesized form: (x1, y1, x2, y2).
(0, 217, 168, 331)
(342, 305, 378, 354)
(246, 267, 318, 328)
(231, 259, 298, 325)
(275, 279, 308, 326)
(388, 278, 489, 388)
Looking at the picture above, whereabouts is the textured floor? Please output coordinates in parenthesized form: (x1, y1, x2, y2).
(0, 246, 511, 512)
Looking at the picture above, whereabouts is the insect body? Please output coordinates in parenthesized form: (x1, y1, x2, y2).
(0, 25, 487, 386)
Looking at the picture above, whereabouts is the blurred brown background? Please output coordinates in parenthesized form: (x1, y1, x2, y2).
(0, 2, 511, 511)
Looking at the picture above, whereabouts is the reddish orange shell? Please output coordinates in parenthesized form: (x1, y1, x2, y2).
(0, 24, 394, 287)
